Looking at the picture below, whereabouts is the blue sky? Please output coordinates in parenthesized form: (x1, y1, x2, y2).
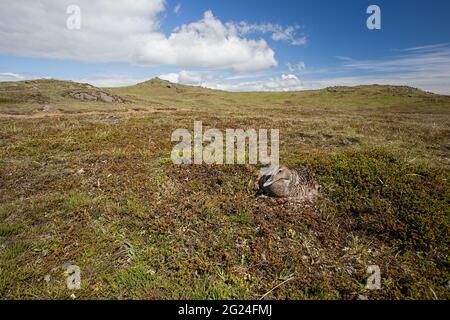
(0, 0, 449, 93)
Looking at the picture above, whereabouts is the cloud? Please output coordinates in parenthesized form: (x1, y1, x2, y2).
(274, 44, 450, 94)
(159, 73, 180, 84)
(341, 45, 450, 75)
(287, 61, 306, 74)
(393, 43, 450, 53)
(225, 73, 303, 92)
(231, 22, 307, 46)
(159, 70, 211, 85)
(79, 43, 450, 94)
(174, 3, 181, 15)
(132, 11, 277, 72)
(0, 1, 277, 73)
(159, 42, 450, 94)
(75, 75, 150, 87)
(160, 71, 304, 92)
(315, 44, 450, 94)
(0, 72, 25, 81)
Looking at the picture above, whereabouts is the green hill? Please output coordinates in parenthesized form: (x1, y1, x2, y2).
(0, 79, 126, 115)
(2, 78, 449, 116)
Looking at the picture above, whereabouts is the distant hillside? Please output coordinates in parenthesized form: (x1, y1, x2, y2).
(112, 78, 220, 101)
(325, 84, 435, 97)
(0, 79, 126, 114)
(1, 78, 449, 115)
(131, 77, 220, 93)
(120, 78, 436, 98)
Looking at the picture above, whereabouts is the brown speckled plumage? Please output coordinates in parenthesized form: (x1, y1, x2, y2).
(255, 166, 319, 202)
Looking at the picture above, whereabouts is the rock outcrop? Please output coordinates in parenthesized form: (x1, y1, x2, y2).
(67, 91, 124, 103)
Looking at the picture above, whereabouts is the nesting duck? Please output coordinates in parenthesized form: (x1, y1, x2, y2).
(255, 165, 320, 202)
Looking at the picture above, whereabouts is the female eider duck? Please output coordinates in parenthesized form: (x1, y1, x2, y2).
(255, 166, 319, 202)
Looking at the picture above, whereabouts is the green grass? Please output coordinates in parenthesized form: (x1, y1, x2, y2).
(63, 191, 91, 211)
(0, 224, 22, 237)
(310, 147, 449, 252)
(0, 79, 449, 300)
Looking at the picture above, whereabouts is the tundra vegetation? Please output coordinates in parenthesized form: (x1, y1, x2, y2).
(0, 78, 449, 299)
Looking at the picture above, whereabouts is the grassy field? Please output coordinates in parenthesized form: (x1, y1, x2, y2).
(0, 78, 449, 299)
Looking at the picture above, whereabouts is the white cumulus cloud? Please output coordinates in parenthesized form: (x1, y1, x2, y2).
(0, 1, 277, 73)
(0, 72, 25, 81)
(159, 71, 304, 92)
(132, 11, 277, 72)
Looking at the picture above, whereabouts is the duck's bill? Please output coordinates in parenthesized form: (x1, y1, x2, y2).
(263, 176, 275, 187)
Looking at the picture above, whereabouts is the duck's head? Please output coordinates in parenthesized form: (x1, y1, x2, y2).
(262, 166, 293, 188)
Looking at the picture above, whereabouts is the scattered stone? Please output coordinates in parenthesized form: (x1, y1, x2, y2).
(70, 92, 97, 101)
(44, 274, 51, 283)
(99, 92, 114, 103)
(67, 91, 124, 103)
(87, 115, 122, 124)
(42, 105, 53, 112)
(77, 168, 85, 175)
(357, 294, 369, 300)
